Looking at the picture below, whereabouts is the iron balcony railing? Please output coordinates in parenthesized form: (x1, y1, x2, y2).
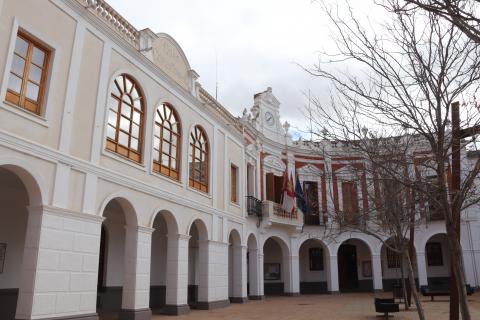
(246, 196, 262, 217)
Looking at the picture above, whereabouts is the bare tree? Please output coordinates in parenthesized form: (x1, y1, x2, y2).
(304, 1, 480, 319)
(399, 0, 480, 44)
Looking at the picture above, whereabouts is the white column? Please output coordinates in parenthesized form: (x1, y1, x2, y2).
(58, 21, 86, 152)
(416, 252, 428, 286)
(328, 255, 339, 293)
(231, 245, 248, 301)
(121, 226, 153, 319)
(16, 206, 103, 319)
(248, 248, 262, 298)
(15, 206, 43, 320)
(372, 254, 383, 292)
(164, 234, 190, 314)
(198, 240, 229, 307)
(90, 41, 112, 164)
(258, 252, 265, 296)
(283, 255, 300, 295)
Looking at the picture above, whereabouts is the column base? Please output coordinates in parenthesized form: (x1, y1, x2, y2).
(119, 308, 152, 320)
(284, 292, 301, 297)
(161, 304, 190, 315)
(328, 291, 341, 295)
(229, 297, 248, 303)
(248, 295, 265, 300)
(17, 314, 99, 320)
(196, 299, 230, 310)
(374, 289, 384, 293)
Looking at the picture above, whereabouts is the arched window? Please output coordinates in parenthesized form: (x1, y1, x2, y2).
(189, 125, 209, 192)
(153, 103, 181, 180)
(106, 74, 144, 162)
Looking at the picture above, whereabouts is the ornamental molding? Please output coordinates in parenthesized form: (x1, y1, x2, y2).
(297, 164, 323, 177)
(263, 155, 286, 176)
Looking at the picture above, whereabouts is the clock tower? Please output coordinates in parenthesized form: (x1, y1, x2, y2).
(246, 87, 287, 144)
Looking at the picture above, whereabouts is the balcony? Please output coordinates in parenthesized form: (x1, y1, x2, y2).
(246, 196, 262, 217)
(262, 200, 303, 229)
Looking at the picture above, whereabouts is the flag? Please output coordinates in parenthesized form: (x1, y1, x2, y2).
(295, 174, 307, 213)
(281, 169, 296, 213)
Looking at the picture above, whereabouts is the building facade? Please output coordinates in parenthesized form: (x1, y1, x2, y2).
(0, 1, 479, 320)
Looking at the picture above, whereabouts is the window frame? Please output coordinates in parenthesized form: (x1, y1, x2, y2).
(5, 30, 51, 116)
(309, 247, 324, 271)
(105, 73, 145, 163)
(231, 164, 239, 204)
(188, 125, 209, 193)
(426, 242, 444, 266)
(152, 103, 182, 180)
(386, 247, 401, 269)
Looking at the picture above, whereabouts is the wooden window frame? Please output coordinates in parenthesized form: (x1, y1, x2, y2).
(188, 125, 209, 193)
(231, 164, 238, 204)
(386, 247, 401, 269)
(426, 242, 444, 266)
(105, 74, 144, 163)
(309, 247, 324, 271)
(6, 31, 51, 115)
(342, 181, 359, 223)
(152, 103, 181, 180)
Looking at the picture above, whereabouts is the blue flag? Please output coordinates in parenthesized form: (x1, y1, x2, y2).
(295, 174, 307, 213)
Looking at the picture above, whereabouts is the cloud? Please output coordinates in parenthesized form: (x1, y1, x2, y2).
(107, 0, 377, 132)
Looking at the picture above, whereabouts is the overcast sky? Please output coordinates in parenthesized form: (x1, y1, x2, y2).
(108, 0, 379, 136)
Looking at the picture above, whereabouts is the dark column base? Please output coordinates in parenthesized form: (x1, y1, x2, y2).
(248, 295, 265, 300)
(119, 308, 151, 320)
(229, 297, 248, 303)
(196, 299, 230, 310)
(161, 304, 190, 315)
(374, 289, 384, 293)
(18, 314, 99, 320)
(284, 292, 300, 297)
(328, 291, 340, 295)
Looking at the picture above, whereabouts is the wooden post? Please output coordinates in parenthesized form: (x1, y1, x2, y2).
(449, 102, 461, 320)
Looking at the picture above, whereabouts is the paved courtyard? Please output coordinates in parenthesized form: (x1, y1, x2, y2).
(150, 293, 480, 320)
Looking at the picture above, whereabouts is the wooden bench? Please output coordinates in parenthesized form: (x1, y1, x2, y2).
(375, 298, 400, 318)
(420, 285, 475, 301)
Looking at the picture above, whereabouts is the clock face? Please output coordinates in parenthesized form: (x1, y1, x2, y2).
(265, 111, 275, 126)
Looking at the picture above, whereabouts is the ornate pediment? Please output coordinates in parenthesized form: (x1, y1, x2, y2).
(297, 164, 323, 177)
(335, 164, 359, 181)
(264, 155, 286, 176)
(152, 33, 192, 91)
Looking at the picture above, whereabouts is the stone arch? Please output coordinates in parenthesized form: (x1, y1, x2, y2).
(337, 237, 374, 292)
(97, 195, 140, 317)
(379, 236, 418, 292)
(186, 217, 209, 241)
(99, 192, 139, 227)
(246, 233, 261, 298)
(263, 236, 292, 295)
(228, 228, 245, 301)
(423, 232, 453, 287)
(297, 237, 331, 294)
(149, 208, 179, 235)
(0, 163, 44, 319)
(149, 208, 180, 311)
(0, 159, 45, 206)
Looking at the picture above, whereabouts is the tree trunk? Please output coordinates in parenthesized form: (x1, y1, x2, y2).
(406, 252, 426, 320)
(446, 221, 471, 320)
(400, 253, 409, 310)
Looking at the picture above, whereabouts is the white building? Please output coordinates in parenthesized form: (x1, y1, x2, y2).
(0, 1, 479, 320)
